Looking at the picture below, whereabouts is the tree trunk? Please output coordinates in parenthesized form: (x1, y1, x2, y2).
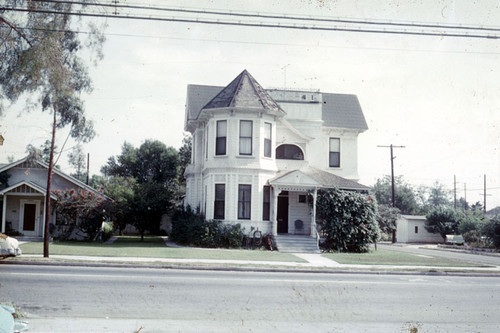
(44, 107, 57, 257)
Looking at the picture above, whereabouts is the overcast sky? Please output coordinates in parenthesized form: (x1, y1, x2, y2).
(2, 0, 499, 208)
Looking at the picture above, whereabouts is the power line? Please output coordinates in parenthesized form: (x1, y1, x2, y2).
(32, 0, 500, 33)
(3, 4, 500, 39)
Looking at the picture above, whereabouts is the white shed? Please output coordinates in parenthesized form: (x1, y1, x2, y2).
(396, 215, 443, 244)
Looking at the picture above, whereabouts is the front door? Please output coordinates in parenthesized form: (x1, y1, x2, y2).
(20, 200, 40, 236)
(277, 195, 289, 234)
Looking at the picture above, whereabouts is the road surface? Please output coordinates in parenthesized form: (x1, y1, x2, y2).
(1, 265, 499, 332)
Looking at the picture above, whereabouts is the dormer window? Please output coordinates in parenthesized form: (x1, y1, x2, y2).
(239, 120, 253, 155)
(216, 120, 227, 155)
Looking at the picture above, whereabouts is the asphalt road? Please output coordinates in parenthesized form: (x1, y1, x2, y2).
(1, 265, 500, 332)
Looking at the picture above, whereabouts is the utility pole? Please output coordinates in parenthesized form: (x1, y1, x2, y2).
(378, 144, 405, 243)
(464, 183, 467, 210)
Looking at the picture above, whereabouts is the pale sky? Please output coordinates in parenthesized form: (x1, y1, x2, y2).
(1, 0, 499, 208)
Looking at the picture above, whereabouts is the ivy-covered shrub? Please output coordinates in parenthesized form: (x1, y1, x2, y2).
(316, 188, 380, 253)
(171, 206, 244, 248)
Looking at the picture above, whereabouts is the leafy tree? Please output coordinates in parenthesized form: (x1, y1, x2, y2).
(102, 140, 180, 239)
(316, 189, 380, 253)
(376, 204, 400, 235)
(130, 181, 175, 240)
(1, 2, 105, 256)
(427, 181, 451, 207)
(372, 176, 420, 214)
(425, 206, 459, 240)
(26, 140, 58, 165)
(68, 144, 87, 182)
(100, 176, 136, 235)
(177, 134, 192, 184)
(103, 140, 178, 185)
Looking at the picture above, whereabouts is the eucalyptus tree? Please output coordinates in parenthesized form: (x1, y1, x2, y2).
(1, 1, 105, 256)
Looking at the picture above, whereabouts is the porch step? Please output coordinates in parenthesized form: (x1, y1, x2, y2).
(274, 234, 320, 253)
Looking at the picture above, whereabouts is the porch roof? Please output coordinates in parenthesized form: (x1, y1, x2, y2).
(268, 167, 370, 191)
(0, 180, 58, 199)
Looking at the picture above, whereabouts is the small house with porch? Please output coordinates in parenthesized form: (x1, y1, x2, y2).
(0, 156, 106, 239)
(183, 70, 369, 252)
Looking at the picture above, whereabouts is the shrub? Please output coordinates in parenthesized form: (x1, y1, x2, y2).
(425, 206, 458, 240)
(481, 219, 500, 249)
(457, 211, 483, 235)
(170, 206, 245, 248)
(101, 221, 114, 242)
(316, 188, 380, 253)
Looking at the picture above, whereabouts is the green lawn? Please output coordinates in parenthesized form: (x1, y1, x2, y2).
(323, 249, 489, 267)
(19, 236, 305, 262)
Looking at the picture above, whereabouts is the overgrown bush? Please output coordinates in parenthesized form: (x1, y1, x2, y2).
(457, 211, 484, 235)
(170, 206, 244, 248)
(425, 206, 459, 240)
(316, 188, 380, 253)
(481, 219, 500, 249)
(52, 189, 115, 241)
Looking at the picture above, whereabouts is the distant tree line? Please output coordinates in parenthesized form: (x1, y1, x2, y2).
(372, 175, 500, 248)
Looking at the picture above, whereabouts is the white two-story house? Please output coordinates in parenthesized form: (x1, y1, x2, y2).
(184, 70, 369, 250)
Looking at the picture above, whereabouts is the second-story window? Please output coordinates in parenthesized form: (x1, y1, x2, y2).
(216, 120, 227, 155)
(329, 138, 340, 167)
(239, 120, 253, 155)
(264, 122, 272, 158)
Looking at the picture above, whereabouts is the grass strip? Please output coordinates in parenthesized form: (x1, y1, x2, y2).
(323, 249, 490, 267)
(19, 237, 305, 262)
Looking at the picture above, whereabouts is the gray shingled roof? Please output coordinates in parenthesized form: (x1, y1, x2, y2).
(322, 93, 368, 130)
(270, 166, 370, 191)
(185, 71, 368, 131)
(186, 84, 222, 123)
(203, 70, 285, 114)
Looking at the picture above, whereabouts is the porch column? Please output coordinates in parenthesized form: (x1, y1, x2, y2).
(272, 186, 279, 236)
(1, 195, 6, 233)
(310, 188, 317, 237)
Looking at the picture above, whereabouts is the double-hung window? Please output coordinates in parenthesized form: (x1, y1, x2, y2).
(329, 138, 340, 167)
(239, 120, 252, 155)
(216, 120, 227, 155)
(262, 185, 270, 221)
(238, 185, 251, 219)
(214, 184, 225, 219)
(264, 123, 272, 158)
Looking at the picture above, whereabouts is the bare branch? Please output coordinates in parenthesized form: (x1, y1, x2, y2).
(0, 16, 33, 47)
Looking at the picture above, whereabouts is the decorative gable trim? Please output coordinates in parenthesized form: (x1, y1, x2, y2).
(0, 181, 57, 199)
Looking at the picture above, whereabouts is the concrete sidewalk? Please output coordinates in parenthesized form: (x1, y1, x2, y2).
(8, 237, 500, 274)
(7, 252, 500, 275)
